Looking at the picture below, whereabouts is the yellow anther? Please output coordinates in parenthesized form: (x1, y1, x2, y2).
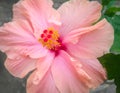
(39, 27, 61, 50)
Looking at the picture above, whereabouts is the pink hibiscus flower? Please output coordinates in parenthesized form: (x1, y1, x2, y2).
(0, 0, 114, 93)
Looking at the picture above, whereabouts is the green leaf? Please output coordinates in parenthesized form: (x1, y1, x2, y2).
(102, 0, 112, 6)
(105, 7, 120, 17)
(99, 53, 120, 79)
(102, 0, 115, 9)
(99, 53, 120, 93)
(102, 0, 116, 17)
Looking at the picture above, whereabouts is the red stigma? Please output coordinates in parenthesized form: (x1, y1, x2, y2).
(47, 35, 51, 38)
(49, 30, 53, 34)
(44, 38, 48, 42)
(41, 34, 44, 38)
(43, 30, 48, 33)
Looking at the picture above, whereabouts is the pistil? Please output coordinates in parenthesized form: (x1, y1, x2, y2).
(39, 27, 61, 50)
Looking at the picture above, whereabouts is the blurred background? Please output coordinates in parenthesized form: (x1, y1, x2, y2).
(0, 0, 116, 93)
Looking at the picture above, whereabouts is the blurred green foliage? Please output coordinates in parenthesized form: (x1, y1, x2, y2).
(100, 0, 120, 93)
(106, 15, 120, 54)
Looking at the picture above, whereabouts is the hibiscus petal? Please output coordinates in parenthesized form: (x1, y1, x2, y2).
(66, 19, 114, 58)
(33, 52, 54, 85)
(4, 55, 37, 78)
(13, 0, 61, 38)
(27, 70, 60, 93)
(71, 58, 106, 88)
(0, 20, 47, 59)
(58, 0, 102, 36)
(51, 50, 89, 93)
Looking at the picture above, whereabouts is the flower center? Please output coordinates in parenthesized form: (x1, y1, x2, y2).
(39, 27, 61, 50)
